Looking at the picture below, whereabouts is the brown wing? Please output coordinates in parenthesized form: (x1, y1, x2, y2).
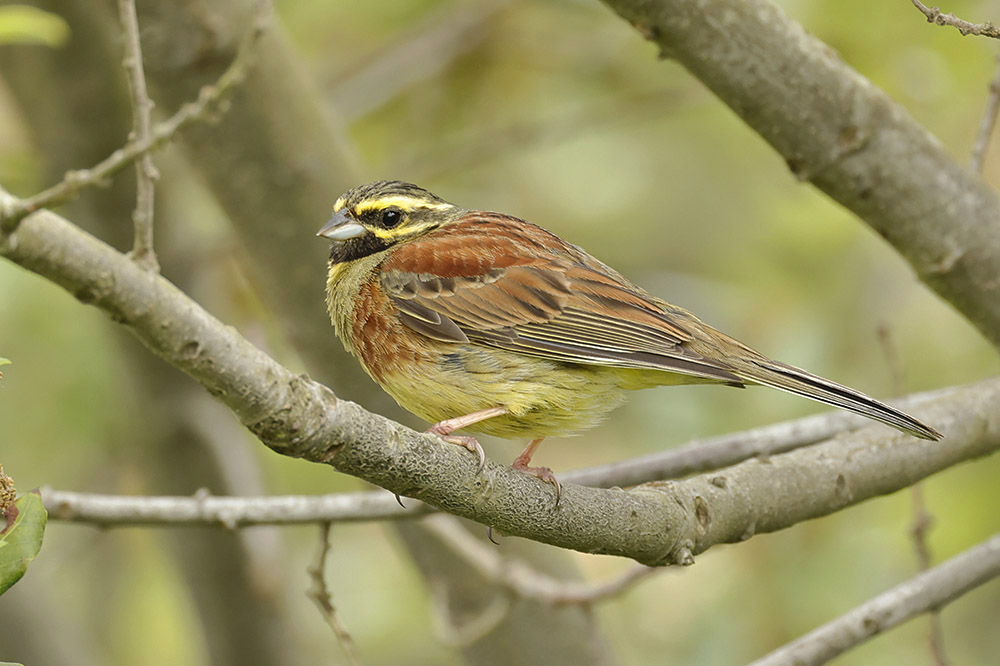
(379, 213, 743, 384)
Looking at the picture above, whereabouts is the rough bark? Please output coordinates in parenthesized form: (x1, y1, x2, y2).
(601, 0, 1000, 349)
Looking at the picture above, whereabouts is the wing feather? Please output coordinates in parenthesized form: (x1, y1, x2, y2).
(379, 216, 742, 384)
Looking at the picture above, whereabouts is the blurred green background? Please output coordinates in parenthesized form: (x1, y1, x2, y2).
(1, 0, 999, 664)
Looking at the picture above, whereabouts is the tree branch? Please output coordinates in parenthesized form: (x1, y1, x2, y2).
(42, 487, 419, 527)
(910, 1, 1000, 39)
(750, 531, 1000, 666)
(2, 198, 997, 565)
(36, 385, 958, 528)
(115, 0, 159, 271)
(971, 55, 1000, 173)
(420, 515, 658, 605)
(600, 0, 1000, 349)
(0, 3, 269, 233)
(306, 523, 363, 666)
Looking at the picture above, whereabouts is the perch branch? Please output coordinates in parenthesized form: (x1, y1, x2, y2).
(2, 199, 997, 565)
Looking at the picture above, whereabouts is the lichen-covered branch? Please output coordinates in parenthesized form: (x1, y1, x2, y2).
(37, 387, 955, 529)
(600, 0, 1000, 349)
(2, 197, 997, 565)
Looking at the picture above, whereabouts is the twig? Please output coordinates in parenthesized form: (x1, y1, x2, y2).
(971, 55, 1000, 173)
(910, 1, 1000, 39)
(0, 3, 271, 234)
(749, 532, 1000, 666)
(878, 324, 950, 665)
(306, 523, 363, 666)
(910, 485, 950, 666)
(42, 487, 421, 527)
(116, 0, 159, 272)
(421, 515, 658, 605)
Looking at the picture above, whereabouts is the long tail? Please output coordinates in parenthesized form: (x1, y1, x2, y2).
(741, 359, 942, 440)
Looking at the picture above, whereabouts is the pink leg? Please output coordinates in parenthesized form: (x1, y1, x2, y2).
(426, 406, 507, 473)
(512, 438, 561, 502)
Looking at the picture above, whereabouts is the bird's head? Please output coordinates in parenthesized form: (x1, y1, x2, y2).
(318, 181, 460, 265)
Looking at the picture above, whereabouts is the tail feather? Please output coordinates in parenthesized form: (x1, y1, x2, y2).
(744, 360, 942, 440)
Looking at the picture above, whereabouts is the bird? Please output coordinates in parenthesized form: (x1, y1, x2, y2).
(318, 180, 942, 496)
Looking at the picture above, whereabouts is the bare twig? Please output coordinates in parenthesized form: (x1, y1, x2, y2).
(422, 515, 658, 606)
(116, 0, 159, 272)
(910, 1, 1000, 39)
(306, 523, 363, 666)
(971, 55, 1000, 173)
(749, 532, 1000, 666)
(909, 485, 950, 666)
(879, 324, 950, 665)
(42, 487, 420, 527)
(0, 4, 270, 233)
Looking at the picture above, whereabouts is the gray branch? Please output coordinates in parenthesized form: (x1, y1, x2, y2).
(750, 531, 1000, 666)
(40, 385, 958, 528)
(600, 0, 1000, 349)
(2, 198, 997, 565)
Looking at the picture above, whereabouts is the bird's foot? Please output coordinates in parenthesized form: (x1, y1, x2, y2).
(512, 446, 561, 504)
(426, 406, 507, 473)
(431, 431, 486, 473)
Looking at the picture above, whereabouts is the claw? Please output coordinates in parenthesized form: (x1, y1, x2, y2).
(394, 493, 406, 508)
(512, 460, 562, 504)
(512, 437, 561, 504)
(487, 526, 499, 545)
(426, 406, 506, 472)
(437, 434, 485, 473)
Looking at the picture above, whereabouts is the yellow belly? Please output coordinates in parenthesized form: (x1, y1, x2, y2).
(373, 345, 687, 439)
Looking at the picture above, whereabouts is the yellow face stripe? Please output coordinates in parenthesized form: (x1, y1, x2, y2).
(353, 195, 453, 215)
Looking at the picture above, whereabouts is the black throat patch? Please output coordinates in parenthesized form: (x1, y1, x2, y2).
(327, 232, 392, 265)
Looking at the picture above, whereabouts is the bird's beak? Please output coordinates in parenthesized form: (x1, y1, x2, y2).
(317, 209, 366, 240)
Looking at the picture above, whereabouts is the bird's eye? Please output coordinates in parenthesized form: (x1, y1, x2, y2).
(381, 208, 403, 228)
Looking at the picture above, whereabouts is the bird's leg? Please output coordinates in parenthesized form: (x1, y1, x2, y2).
(426, 406, 508, 473)
(512, 438, 561, 502)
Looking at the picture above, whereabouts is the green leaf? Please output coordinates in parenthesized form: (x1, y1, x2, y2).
(0, 490, 47, 595)
(0, 358, 10, 365)
(0, 5, 70, 47)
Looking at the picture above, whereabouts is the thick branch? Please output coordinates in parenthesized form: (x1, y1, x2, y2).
(39, 386, 958, 528)
(2, 199, 997, 564)
(751, 532, 1000, 666)
(600, 0, 1000, 349)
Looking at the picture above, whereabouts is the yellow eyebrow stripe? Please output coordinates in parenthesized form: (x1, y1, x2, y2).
(354, 196, 453, 215)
